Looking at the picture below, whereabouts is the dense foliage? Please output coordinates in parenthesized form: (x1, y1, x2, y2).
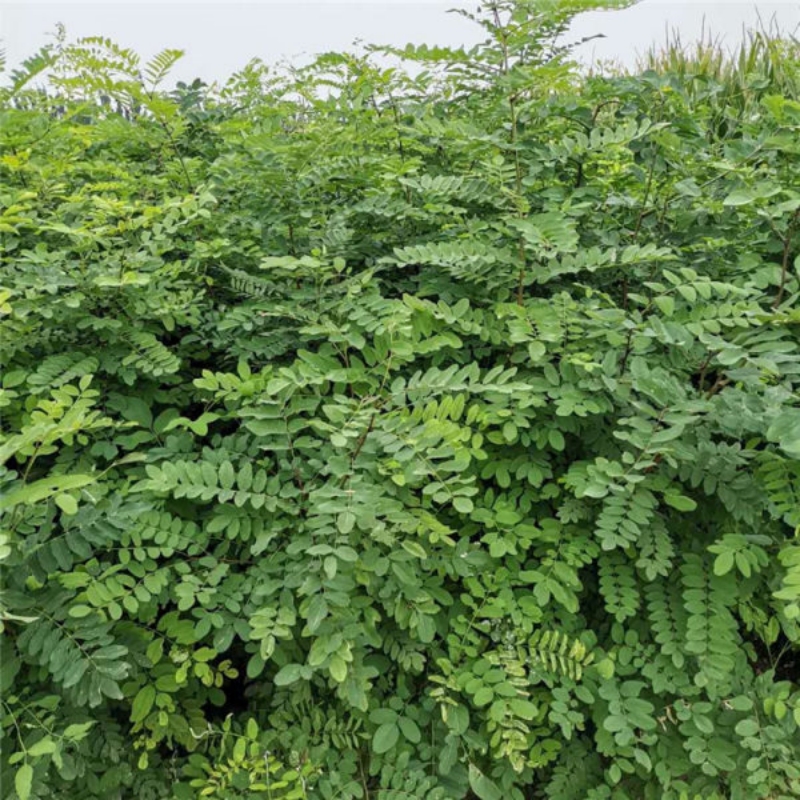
(2, 2, 800, 798)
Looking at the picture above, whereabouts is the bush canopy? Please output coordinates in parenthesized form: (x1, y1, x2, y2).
(1, 2, 800, 798)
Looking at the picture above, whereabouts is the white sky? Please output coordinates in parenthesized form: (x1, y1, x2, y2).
(2, 1, 799, 85)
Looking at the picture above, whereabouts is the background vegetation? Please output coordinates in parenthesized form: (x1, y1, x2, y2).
(1, 1, 800, 798)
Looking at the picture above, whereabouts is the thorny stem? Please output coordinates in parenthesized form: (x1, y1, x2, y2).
(620, 101, 665, 367)
(696, 349, 718, 392)
(350, 413, 376, 467)
(390, 100, 414, 204)
(772, 208, 799, 309)
(156, 116, 195, 194)
(358, 752, 371, 800)
(633, 143, 658, 239)
(490, 5, 528, 305)
(705, 375, 730, 399)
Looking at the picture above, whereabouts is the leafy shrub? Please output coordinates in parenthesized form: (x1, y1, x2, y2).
(2, 2, 800, 798)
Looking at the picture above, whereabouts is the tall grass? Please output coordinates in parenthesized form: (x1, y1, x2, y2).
(638, 15, 800, 107)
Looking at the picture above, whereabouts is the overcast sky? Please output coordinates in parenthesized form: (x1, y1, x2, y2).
(2, 2, 799, 85)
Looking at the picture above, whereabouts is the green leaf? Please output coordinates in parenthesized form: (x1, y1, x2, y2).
(55, 493, 78, 515)
(401, 540, 428, 559)
(305, 595, 328, 632)
(219, 460, 235, 490)
(663, 493, 697, 512)
(595, 658, 615, 679)
(398, 716, 421, 743)
(713, 551, 734, 576)
(193, 647, 216, 662)
(722, 188, 759, 206)
(372, 722, 400, 754)
(509, 698, 538, 720)
(0, 474, 96, 512)
(370, 708, 398, 725)
(453, 496, 473, 514)
(653, 296, 675, 317)
(62, 722, 94, 741)
(444, 704, 469, 735)
(727, 696, 754, 712)
(274, 664, 303, 686)
(528, 341, 546, 361)
(131, 685, 156, 723)
(495, 509, 521, 526)
(16, 763, 33, 800)
(233, 736, 247, 763)
(337, 511, 356, 534)
(766, 409, 800, 458)
(473, 687, 494, 706)
(146, 638, 164, 666)
(468, 764, 502, 800)
(735, 719, 759, 737)
(694, 715, 714, 734)
(416, 614, 436, 643)
(27, 737, 56, 757)
(328, 655, 347, 683)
